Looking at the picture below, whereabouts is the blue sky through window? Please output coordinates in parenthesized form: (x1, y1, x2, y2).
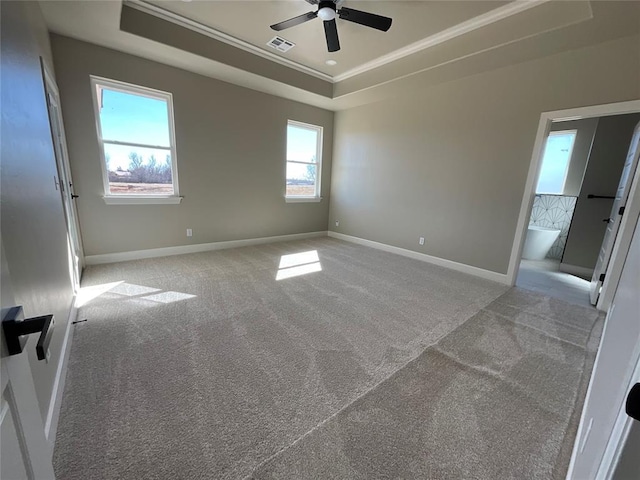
(536, 131, 576, 194)
(99, 88, 171, 171)
(287, 124, 318, 181)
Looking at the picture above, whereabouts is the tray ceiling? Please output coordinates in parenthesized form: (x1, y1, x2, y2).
(40, 1, 640, 110)
(144, 1, 511, 77)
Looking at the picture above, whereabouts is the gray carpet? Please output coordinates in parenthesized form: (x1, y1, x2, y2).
(252, 288, 603, 479)
(53, 238, 600, 479)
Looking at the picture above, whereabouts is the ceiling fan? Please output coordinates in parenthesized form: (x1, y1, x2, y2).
(270, 0, 393, 53)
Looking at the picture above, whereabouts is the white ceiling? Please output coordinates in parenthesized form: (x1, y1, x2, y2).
(40, 1, 640, 110)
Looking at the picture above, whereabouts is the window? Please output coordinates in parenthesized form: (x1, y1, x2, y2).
(536, 130, 577, 195)
(286, 120, 322, 202)
(90, 76, 181, 204)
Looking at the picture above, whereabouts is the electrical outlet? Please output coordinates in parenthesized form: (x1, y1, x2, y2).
(186, 228, 193, 237)
(335, 220, 340, 227)
(419, 237, 425, 245)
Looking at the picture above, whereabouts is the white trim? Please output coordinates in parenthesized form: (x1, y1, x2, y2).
(506, 100, 640, 290)
(596, 417, 633, 480)
(125, 0, 332, 82)
(568, 335, 640, 480)
(597, 150, 640, 311)
(285, 197, 322, 203)
(84, 231, 328, 265)
(102, 139, 172, 150)
(566, 216, 640, 480)
(559, 262, 593, 279)
(566, 300, 617, 480)
(328, 231, 509, 284)
(286, 120, 323, 200)
(0, 398, 9, 425)
(44, 300, 76, 447)
(595, 355, 640, 479)
(89, 75, 181, 200)
(127, 0, 548, 85)
(41, 59, 86, 279)
(103, 196, 183, 205)
(333, 0, 549, 82)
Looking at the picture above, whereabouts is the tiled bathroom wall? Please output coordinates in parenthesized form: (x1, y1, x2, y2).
(529, 195, 578, 260)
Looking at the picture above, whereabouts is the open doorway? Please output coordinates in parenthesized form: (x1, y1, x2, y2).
(507, 100, 640, 479)
(517, 113, 640, 307)
(507, 100, 640, 311)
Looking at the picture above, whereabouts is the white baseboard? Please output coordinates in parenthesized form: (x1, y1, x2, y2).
(85, 231, 328, 265)
(560, 262, 594, 280)
(44, 298, 76, 447)
(327, 231, 509, 284)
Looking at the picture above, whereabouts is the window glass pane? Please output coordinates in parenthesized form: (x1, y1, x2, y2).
(536, 132, 576, 194)
(104, 143, 173, 195)
(287, 124, 318, 163)
(286, 162, 316, 197)
(98, 87, 170, 147)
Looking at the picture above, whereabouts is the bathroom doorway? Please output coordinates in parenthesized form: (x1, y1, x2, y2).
(507, 100, 640, 310)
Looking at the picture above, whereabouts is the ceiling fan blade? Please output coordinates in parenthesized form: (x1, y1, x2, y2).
(338, 7, 392, 32)
(270, 11, 317, 31)
(323, 19, 340, 52)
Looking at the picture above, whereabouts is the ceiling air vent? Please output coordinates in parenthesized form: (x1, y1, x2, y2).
(266, 36, 295, 53)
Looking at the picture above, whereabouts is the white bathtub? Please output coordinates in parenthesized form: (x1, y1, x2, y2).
(522, 225, 561, 260)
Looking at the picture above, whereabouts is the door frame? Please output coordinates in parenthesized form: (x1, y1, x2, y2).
(39, 59, 81, 446)
(40, 59, 84, 287)
(506, 99, 640, 311)
(595, 353, 640, 479)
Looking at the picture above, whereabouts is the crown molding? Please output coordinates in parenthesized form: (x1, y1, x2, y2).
(126, 0, 550, 87)
(124, 0, 334, 83)
(333, 0, 550, 82)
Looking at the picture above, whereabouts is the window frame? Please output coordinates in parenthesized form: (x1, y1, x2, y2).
(535, 129, 578, 195)
(89, 76, 181, 205)
(285, 119, 323, 203)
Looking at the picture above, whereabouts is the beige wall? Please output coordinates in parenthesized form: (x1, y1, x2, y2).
(550, 118, 599, 197)
(50, 35, 334, 257)
(1, 1, 74, 423)
(329, 34, 640, 274)
(562, 113, 640, 269)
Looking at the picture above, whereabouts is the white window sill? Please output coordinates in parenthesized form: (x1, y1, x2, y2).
(285, 196, 322, 203)
(103, 196, 183, 205)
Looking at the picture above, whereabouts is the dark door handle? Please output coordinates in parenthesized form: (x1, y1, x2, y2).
(71, 194, 79, 199)
(2, 306, 55, 361)
(627, 383, 640, 422)
(603, 218, 612, 223)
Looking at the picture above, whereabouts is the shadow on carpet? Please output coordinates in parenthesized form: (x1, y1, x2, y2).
(251, 288, 603, 480)
(53, 238, 509, 480)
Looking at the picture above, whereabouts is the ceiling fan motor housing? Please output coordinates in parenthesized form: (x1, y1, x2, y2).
(317, 1, 337, 21)
(269, 0, 392, 53)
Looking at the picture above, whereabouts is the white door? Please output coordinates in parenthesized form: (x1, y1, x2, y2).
(590, 122, 640, 304)
(41, 61, 83, 292)
(1, 237, 56, 479)
(568, 215, 640, 479)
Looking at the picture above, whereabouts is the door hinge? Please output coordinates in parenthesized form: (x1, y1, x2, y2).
(599, 273, 606, 282)
(619, 206, 625, 216)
